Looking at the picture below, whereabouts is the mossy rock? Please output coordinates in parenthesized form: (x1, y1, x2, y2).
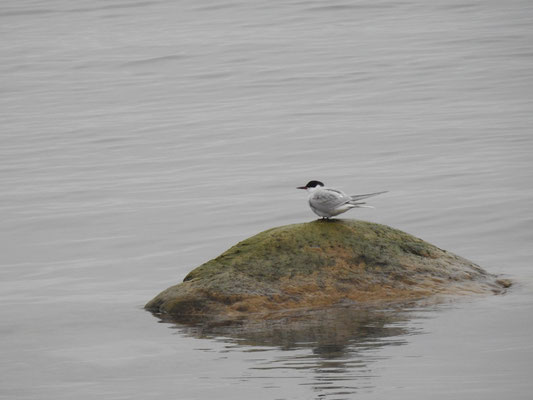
(146, 220, 509, 321)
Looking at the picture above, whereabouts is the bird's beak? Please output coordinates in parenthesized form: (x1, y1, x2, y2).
(296, 186, 307, 190)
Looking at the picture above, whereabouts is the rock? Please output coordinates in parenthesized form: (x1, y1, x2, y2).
(145, 219, 509, 321)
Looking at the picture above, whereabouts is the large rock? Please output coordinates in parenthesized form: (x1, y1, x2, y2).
(146, 220, 510, 321)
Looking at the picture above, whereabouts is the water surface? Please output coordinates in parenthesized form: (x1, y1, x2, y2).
(1, 0, 532, 399)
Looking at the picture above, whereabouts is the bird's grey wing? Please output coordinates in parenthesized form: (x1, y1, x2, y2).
(310, 189, 350, 209)
(349, 191, 388, 202)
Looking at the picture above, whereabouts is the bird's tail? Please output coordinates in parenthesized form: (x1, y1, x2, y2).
(349, 191, 387, 202)
(348, 202, 374, 209)
(347, 191, 387, 208)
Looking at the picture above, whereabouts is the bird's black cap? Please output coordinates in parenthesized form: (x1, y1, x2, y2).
(297, 180, 324, 189)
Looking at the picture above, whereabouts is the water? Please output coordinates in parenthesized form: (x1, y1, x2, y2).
(1, 0, 532, 398)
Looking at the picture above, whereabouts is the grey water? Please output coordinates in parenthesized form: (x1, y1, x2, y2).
(1, 0, 532, 398)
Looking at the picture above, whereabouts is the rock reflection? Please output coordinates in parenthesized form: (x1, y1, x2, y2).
(153, 304, 417, 398)
(155, 305, 412, 351)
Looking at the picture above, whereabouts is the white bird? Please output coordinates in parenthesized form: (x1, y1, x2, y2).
(297, 180, 387, 219)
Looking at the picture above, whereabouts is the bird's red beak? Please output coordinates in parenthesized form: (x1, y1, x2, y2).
(297, 186, 307, 189)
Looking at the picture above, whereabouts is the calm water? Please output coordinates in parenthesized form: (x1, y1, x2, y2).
(1, 0, 532, 399)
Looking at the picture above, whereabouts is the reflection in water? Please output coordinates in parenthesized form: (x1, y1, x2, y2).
(154, 305, 421, 398)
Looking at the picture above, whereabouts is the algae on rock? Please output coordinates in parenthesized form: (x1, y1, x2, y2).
(146, 219, 508, 321)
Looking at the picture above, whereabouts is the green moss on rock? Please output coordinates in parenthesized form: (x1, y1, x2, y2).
(146, 219, 509, 320)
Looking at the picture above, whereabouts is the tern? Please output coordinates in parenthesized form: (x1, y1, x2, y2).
(297, 180, 387, 219)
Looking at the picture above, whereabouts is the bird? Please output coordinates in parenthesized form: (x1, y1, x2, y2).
(297, 180, 387, 219)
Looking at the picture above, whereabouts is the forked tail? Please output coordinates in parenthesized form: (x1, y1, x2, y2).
(349, 191, 387, 202)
